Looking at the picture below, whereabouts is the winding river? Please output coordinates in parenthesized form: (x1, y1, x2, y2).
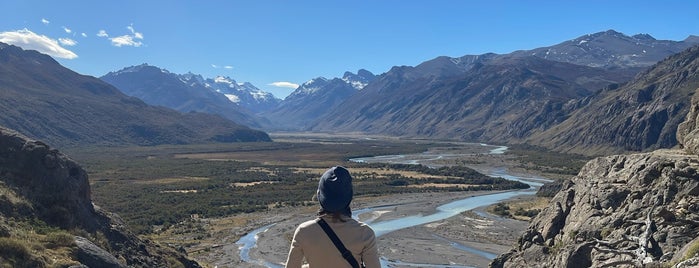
(236, 143, 550, 267)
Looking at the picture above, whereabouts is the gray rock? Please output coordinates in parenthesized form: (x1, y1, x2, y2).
(74, 236, 125, 268)
(492, 150, 699, 267)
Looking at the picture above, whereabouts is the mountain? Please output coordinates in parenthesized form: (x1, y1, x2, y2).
(492, 87, 699, 268)
(261, 70, 375, 130)
(308, 55, 636, 143)
(509, 29, 699, 69)
(101, 64, 264, 127)
(527, 45, 699, 155)
(201, 76, 280, 114)
(0, 126, 201, 267)
(297, 30, 699, 155)
(0, 43, 271, 148)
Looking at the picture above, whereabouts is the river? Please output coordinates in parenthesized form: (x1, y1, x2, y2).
(236, 143, 550, 267)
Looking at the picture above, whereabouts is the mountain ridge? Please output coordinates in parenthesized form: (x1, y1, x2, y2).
(101, 64, 265, 127)
(0, 43, 271, 148)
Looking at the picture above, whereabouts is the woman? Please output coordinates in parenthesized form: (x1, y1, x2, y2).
(285, 166, 380, 268)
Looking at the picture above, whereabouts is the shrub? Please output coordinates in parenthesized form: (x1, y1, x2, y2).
(0, 237, 44, 267)
(44, 231, 75, 249)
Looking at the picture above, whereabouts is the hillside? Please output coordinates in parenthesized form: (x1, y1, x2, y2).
(309, 55, 636, 143)
(492, 89, 699, 268)
(509, 29, 699, 69)
(528, 45, 699, 155)
(0, 43, 271, 148)
(0, 126, 201, 267)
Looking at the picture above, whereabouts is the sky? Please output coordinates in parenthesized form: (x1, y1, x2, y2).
(1, 1, 698, 99)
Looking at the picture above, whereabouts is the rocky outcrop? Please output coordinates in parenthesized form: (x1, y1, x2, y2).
(493, 56, 699, 266)
(0, 126, 201, 267)
(677, 88, 699, 155)
(492, 150, 699, 267)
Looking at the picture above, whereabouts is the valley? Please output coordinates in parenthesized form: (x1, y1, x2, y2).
(65, 133, 584, 267)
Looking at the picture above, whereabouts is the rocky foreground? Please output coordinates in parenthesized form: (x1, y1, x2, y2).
(492, 89, 699, 267)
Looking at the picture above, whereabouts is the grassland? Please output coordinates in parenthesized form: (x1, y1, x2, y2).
(64, 137, 533, 235)
(57, 134, 595, 267)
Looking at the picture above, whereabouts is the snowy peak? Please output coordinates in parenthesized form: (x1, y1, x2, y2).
(289, 69, 376, 99)
(201, 75, 279, 112)
(291, 77, 330, 96)
(102, 64, 280, 114)
(510, 29, 699, 69)
(106, 63, 170, 76)
(342, 69, 376, 90)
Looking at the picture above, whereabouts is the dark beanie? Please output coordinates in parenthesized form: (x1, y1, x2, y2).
(317, 166, 353, 213)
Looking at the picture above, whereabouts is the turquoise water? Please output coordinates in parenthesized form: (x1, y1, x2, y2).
(237, 143, 550, 267)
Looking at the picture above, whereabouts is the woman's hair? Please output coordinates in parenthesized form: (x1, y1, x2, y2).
(318, 206, 352, 221)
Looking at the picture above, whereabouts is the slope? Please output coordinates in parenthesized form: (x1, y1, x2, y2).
(0, 43, 271, 148)
(528, 45, 699, 155)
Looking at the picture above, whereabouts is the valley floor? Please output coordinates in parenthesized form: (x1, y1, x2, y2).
(184, 190, 532, 268)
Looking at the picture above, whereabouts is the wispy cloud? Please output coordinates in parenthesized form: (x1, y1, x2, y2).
(104, 24, 144, 47)
(110, 35, 143, 47)
(212, 64, 234, 70)
(269, 82, 299, 89)
(41, 18, 50, 25)
(58, 38, 77, 46)
(62, 26, 72, 34)
(81, 33, 87, 37)
(0, 29, 77, 59)
(97, 30, 108, 37)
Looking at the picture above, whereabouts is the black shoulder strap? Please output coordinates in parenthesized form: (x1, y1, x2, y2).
(317, 218, 360, 268)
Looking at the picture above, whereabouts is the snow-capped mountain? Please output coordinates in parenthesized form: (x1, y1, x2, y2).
(509, 29, 699, 69)
(204, 76, 280, 113)
(342, 69, 375, 90)
(100, 64, 266, 127)
(261, 70, 375, 130)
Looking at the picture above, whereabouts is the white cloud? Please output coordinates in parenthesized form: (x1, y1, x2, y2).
(41, 18, 50, 25)
(127, 24, 143, 39)
(0, 29, 77, 59)
(58, 38, 77, 46)
(62, 26, 72, 34)
(97, 30, 108, 37)
(105, 25, 144, 47)
(110, 35, 143, 47)
(269, 82, 299, 88)
(81, 33, 87, 37)
(211, 64, 234, 70)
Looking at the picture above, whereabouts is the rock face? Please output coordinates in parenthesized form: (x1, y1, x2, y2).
(493, 66, 699, 267)
(529, 45, 699, 155)
(0, 126, 201, 267)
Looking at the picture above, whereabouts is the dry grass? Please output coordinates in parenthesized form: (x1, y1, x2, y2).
(293, 167, 451, 180)
(230, 181, 278, 187)
(133, 176, 210, 185)
(505, 196, 550, 221)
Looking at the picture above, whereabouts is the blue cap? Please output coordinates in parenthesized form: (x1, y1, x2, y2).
(317, 166, 353, 212)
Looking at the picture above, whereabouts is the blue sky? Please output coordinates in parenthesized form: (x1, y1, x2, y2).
(1, 1, 698, 99)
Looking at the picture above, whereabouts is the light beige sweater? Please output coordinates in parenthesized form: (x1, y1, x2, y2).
(285, 214, 380, 268)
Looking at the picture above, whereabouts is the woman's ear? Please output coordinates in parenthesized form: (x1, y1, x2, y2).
(312, 190, 319, 201)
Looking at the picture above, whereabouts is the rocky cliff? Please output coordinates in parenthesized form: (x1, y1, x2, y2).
(528, 45, 699, 156)
(0, 126, 200, 267)
(492, 92, 699, 267)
